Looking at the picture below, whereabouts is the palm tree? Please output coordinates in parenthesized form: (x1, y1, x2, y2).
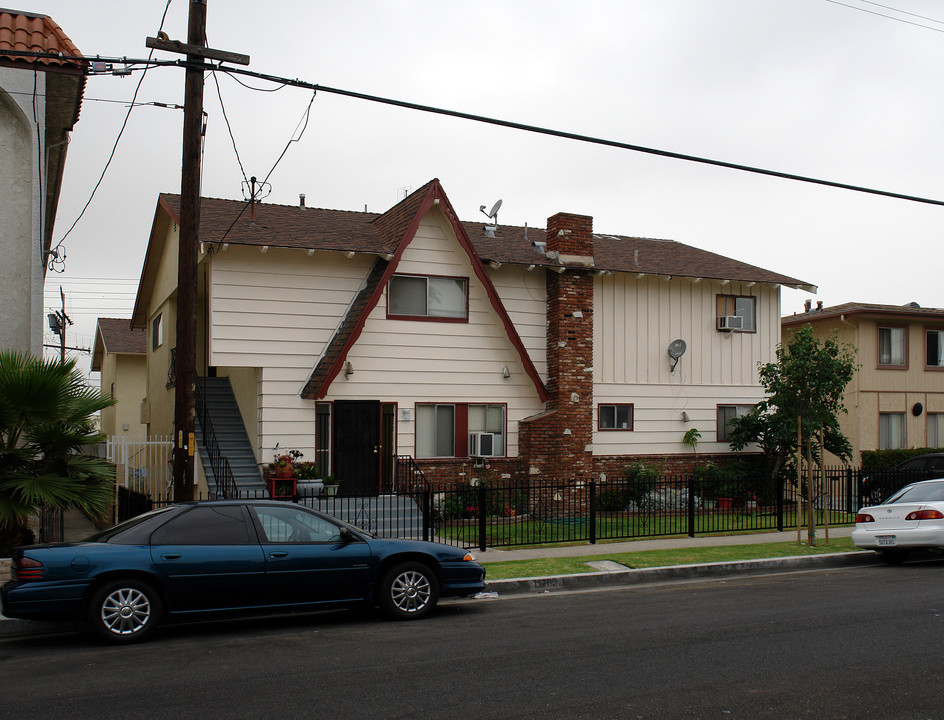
(0, 349, 116, 545)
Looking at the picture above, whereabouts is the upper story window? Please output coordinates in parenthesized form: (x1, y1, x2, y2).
(878, 326, 906, 367)
(926, 328, 944, 369)
(152, 313, 163, 350)
(598, 404, 634, 430)
(716, 295, 755, 332)
(388, 274, 468, 321)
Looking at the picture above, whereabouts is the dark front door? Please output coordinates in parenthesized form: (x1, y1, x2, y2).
(333, 400, 381, 495)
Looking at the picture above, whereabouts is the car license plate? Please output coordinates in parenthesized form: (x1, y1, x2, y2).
(877, 535, 896, 546)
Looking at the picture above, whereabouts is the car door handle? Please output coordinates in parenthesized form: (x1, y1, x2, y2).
(269, 551, 288, 558)
(161, 553, 182, 560)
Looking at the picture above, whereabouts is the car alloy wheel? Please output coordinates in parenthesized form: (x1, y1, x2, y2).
(88, 580, 162, 643)
(380, 562, 440, 620)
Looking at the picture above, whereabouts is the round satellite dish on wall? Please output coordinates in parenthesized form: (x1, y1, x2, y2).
(668, 339, 687, 359)
(667, 339, 687, 372)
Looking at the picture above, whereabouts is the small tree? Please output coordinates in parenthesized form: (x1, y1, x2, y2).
(727, 325, 857, 477)
(0, 350, 117, 547)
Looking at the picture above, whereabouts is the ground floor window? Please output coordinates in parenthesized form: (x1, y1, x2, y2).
(717, 404, 753, 442)
(598, 404, 633, 430)
(928, 413, 944, 447)
(416, 403, 505, 458)
(879, 412, 905, 449)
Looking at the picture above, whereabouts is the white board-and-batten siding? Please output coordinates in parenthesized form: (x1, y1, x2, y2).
(593, 275, 779, 455)
(207, 210, 547, 459)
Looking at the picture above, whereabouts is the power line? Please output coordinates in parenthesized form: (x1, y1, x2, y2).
(824, 0, 944, 32)
(15, 47, 944, 208)
(49, 1, 175, 261)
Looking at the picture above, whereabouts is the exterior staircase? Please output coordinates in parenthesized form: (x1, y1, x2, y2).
(195, 377, 266, 497)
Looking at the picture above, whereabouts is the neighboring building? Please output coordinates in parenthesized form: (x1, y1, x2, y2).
(91, 318, 147, 437)
(131, 179, 813, 495)
(782, 301, 944, 464)
(0, 10, 85, 355)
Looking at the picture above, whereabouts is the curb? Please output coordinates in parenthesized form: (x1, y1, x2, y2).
(483, 551, 881, 596)
(0, 552, 880, 638)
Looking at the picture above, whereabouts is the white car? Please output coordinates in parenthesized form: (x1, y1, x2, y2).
(852, 478, 944, 564)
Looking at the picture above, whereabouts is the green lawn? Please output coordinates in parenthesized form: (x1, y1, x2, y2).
(481, 537, 861, 580)
(438, 511, 856, 548)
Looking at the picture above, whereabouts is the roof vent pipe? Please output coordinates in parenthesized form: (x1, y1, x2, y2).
(299, 194, 306, 208)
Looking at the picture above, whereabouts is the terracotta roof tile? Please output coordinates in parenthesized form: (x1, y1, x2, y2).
(0, 10, 84, 68)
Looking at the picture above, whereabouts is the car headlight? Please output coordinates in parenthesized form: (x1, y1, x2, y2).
(462, 552, 477, 562)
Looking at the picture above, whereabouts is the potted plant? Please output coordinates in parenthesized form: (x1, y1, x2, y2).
(269, 450, 303, 497)
(322, 475, 339, 498)
(295, 462, 323, 497)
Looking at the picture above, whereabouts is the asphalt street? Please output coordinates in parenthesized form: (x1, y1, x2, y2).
(2, 560, 943, 719)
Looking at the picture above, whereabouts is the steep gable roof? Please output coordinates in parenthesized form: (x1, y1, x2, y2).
(91, 317, 145, 372)
(299, 180, 549, 401)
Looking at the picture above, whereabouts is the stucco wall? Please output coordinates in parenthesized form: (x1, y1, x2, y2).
(0, 73, 44, 355)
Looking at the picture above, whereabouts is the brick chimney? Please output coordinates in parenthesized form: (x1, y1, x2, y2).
(518, 213, 595, 483)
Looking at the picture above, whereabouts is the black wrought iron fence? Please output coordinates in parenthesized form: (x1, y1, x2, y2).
(111, 466, 936, 550)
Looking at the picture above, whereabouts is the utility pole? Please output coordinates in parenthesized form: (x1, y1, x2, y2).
(172, 0, 207, 502)
(46, 286, 73, 362)
(148, 1, 249, 502)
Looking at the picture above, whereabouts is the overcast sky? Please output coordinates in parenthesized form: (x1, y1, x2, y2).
(31, 0, 944, 375)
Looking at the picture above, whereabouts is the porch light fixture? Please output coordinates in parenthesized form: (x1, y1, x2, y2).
(344, 361, 354, 377)
(502, 365, 510, 378)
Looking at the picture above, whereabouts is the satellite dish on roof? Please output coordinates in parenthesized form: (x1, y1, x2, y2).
(667, 339, 687, 372)
(479, 199, 502, 223)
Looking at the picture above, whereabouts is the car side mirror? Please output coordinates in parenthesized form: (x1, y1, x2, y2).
(339, 527, 356, 544)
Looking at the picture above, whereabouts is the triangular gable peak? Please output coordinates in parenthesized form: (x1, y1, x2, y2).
(301, 179, 548, 402)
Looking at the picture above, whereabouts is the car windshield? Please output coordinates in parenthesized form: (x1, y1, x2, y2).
(883, 482, 944, 505)
(84, 505, 181, 544)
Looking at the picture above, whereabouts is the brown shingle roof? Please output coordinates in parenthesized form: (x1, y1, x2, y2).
(159, 189, 811, 289)
(782, 302, 944, 326)
(96, 318, 145, 354)
(91, 318, 145, 372)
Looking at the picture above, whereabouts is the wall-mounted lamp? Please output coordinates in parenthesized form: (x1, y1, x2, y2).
(502, 365, 510, 378)
(344, 361, 354, 377)
(681, 411, 690, 423)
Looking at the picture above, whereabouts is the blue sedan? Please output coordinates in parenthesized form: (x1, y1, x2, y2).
(1, 500, 486, 643)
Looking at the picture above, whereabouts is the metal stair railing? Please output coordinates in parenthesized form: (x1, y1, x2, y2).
(195, 379, 238, 499)
(394, 455, 433, 541)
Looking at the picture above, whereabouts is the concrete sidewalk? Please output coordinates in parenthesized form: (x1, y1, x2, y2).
(476, 525, 881, 598)
(474, 525, 855, 563)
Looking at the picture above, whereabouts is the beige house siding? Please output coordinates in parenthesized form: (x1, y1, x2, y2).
(784, 310, 944, 464)
(99, 352, 147, 437)
(594, 277, 777, 455)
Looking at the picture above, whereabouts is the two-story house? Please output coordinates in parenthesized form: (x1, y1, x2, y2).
(0, 9, 84, 355)
(782, 301, 944, 464)
(131, 179, 813, 495)
(91, 318, 147, 437)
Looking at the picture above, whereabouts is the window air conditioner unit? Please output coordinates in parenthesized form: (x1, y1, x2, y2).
(469, 432, 496, 458)
(717, 315, 743, 331)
